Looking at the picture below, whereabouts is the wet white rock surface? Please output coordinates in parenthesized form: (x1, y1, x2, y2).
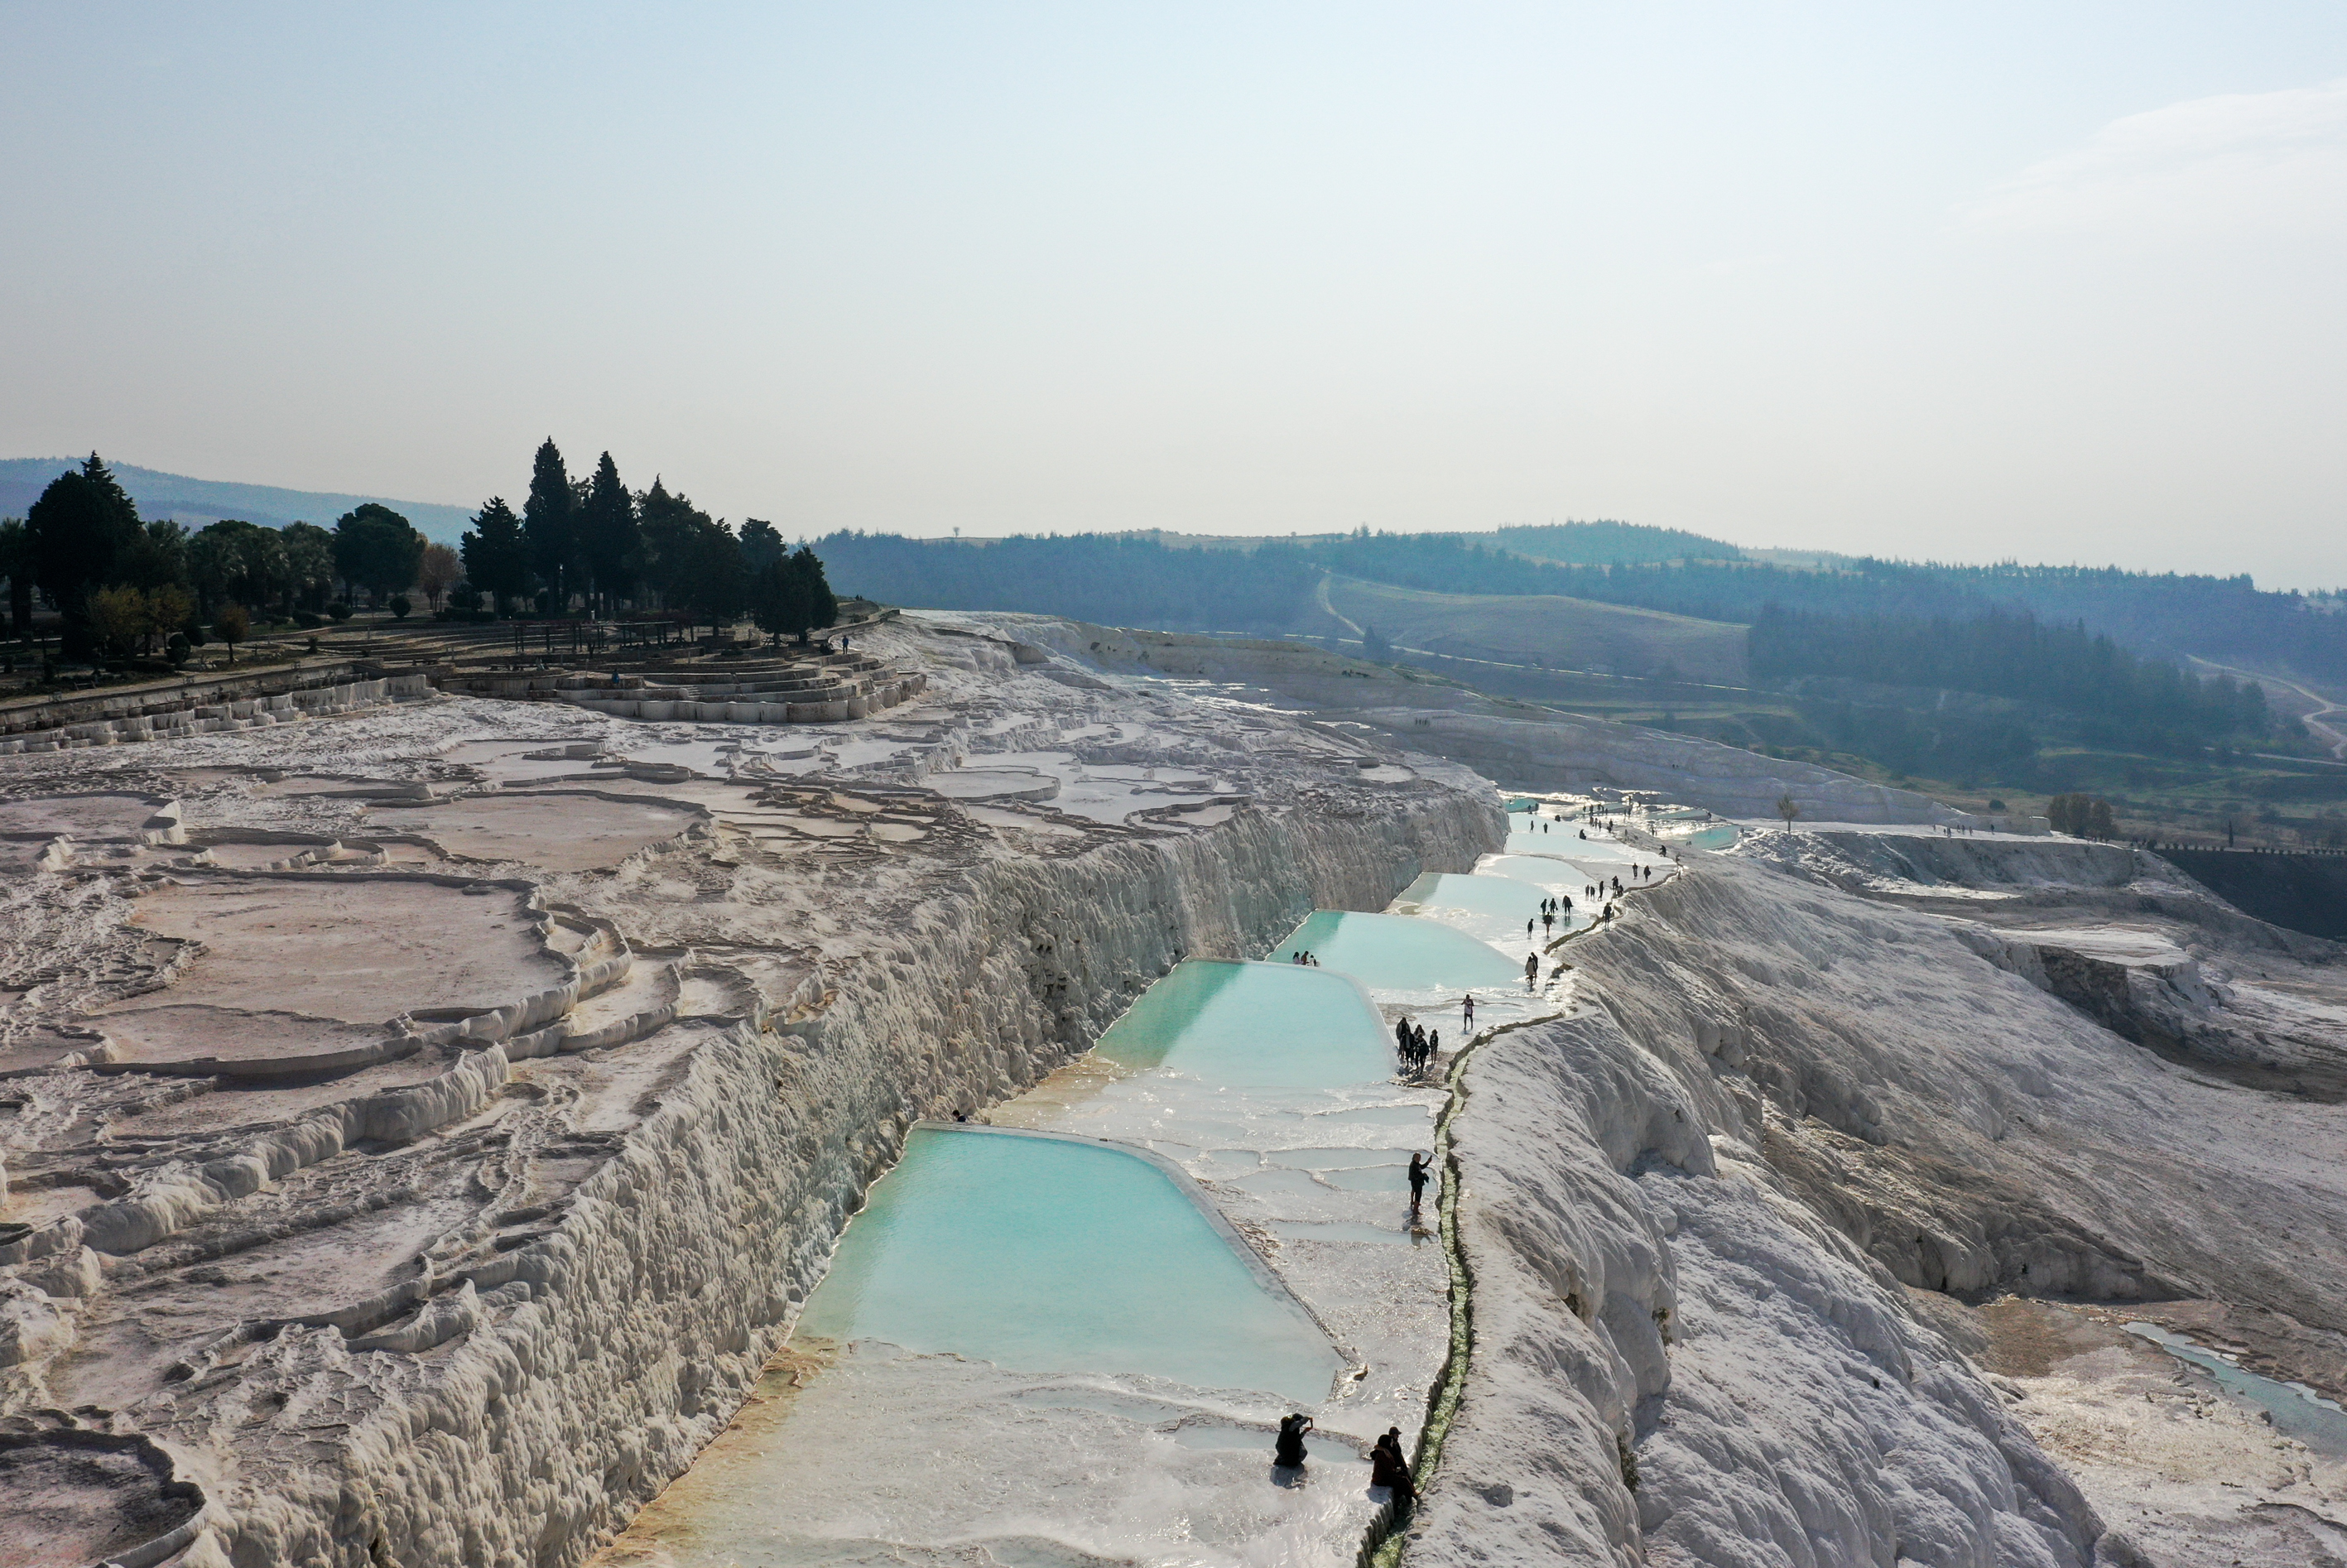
(5, 610, 2343, 1567)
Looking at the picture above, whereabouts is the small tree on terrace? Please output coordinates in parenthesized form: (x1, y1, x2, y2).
(1775, 793, 1801, 835)
(85, 585, 151, 658)
(416, 542, 461, 610)
(144, 584, 194, 653)
(213, 604, 250, 664)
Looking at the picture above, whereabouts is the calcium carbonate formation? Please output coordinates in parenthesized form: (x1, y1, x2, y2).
(2, 614, 2342, 1568)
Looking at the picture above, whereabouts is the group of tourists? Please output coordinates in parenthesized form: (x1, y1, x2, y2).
(1270, 1416, 1417, 1508)
(1393, 1016, 1438, 1075)
(1287, 950, 1321, 967)
(1524, 893, 1574, 941)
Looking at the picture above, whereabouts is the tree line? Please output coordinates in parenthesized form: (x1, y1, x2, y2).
(1748, 605, 2273, 745)
(458, 440, 835, 641)
(1, 454, 462, 662)
(1282, 533, 2347, 685)
(0, 446, 840, 669)
(812, 530, 1316, 632)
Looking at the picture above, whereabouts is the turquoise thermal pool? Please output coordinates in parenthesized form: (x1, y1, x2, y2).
(1479, 853, 1594, 887)
(1279, 909, 1525, 991)
(1504, 810, 1650, 863)
(1395, 871, 1585, 945)
(796, 1125, 1342, 1403)
(1094, 959, 1392, 1088)
(2126, 1323, 2347, 1455)
(603, 874, 1490, 1566)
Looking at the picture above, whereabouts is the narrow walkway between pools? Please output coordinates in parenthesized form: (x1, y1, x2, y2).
(594, 791, 1680, 1568)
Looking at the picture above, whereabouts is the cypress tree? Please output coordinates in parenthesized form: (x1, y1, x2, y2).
(578, 451, 638, 613)
(522, 439, 576, 608)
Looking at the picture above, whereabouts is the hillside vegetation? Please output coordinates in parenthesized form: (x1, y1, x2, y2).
(1324, 576, 1748, 685)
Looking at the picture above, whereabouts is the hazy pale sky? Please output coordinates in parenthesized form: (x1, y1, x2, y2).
(4, 3, 2343, 587)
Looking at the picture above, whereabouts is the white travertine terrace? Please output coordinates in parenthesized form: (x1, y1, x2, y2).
(1, 613, 2342, 1567)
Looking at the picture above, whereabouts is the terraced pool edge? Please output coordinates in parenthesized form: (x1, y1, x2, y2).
(1360, 842, 1680, 1567)
(922, 1119, 1365, 1382)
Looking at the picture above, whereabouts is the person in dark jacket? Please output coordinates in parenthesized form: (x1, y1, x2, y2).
(1274, 1412, 1314, 1469)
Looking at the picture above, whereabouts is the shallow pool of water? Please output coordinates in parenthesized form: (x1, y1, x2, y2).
(1094, 960, 1392, 1088)
(1397, 871, 1585, 945)
(1504, 814, 1653, 864)
(2126, 1323, 2347, 1455)
(1279, 910, 1525, 992)
(798, 1126, 1342, 1403)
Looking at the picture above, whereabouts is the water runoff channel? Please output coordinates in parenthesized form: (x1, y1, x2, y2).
(595, 801, 1684, 1568)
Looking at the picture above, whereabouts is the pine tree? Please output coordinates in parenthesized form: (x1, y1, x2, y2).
(749, 555, 810, 643)
(331, 505, 426, 607)
(279, 522, 337, 613)
(25, 454, 142, 657)
(635, 479, 714, 608)
(461, 498, 531, 613)
(522, 439, 576, 608)
(790, 544, 837, 641)
(577, 451, 638, 613)
(739, 519, 785, 570)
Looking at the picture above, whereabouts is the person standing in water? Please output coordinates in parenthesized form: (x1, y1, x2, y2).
(1407, 1151, 1431, 1212)
(1462, 993, 1475, 1028)
(1524, 952, 1538, 989)
(1275, 1412, 1314, 1469)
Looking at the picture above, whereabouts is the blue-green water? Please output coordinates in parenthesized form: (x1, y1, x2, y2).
(1480, 854, 1589, 887)
(798, 1127, 1341, 1402)
(1397, 870, 1586, 946)
(2127, 1323, 2347, 1455)
(1279, 910, 1525, 991)
(1504, 810, 1642, 861)
(1094, 960, 1391, 1087)
(1401, 870, 1543, 919)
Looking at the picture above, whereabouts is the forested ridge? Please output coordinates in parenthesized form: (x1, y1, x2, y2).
(814, 531, 1320, 632)
(816, 527, 2346, 690)
(811, 527, 2324, 801)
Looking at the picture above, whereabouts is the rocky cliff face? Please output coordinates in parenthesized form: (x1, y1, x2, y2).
(1414, 825, 2347, 1566)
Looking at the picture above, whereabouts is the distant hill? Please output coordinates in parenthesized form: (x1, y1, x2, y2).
(1493, 520, 1743, 565)
(0, 459, 474, 543)
(1325, 575, 1748, 685)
